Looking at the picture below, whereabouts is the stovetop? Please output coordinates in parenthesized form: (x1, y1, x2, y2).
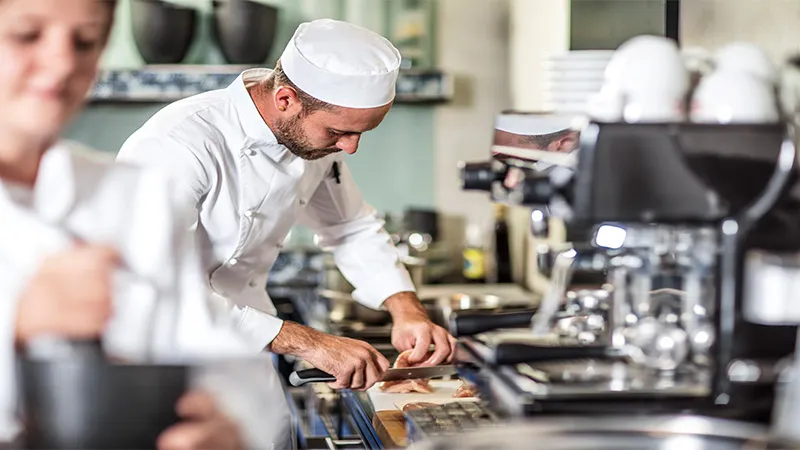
(328, 320, 398, 360)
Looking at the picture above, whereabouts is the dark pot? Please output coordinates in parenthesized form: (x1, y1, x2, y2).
(212, 0, 279, 65)
(130, 0, 197, 64)
(19, 355, 188, 450)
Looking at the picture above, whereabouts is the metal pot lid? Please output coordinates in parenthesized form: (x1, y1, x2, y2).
(407, 415, 775, 450)
(422, 293, 527, 310)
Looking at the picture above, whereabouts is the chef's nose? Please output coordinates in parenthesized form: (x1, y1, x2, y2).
(336, 134, 361, 155)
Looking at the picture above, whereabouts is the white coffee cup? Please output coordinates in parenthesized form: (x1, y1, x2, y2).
(607, 35, 690, 101)
(624, 93, 686, 123)
(586, 84, 625, 122)
(715, 42, 776, 84)
(691, 71, 779, 123)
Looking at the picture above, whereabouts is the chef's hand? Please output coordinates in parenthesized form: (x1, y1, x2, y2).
(385, 292, 456, 366)
(157, 390, 243, 450)
(269, 321, 390, 390)
(14, 244, 119, 344)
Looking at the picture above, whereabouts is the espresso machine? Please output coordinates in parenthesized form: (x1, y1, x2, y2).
(454, 111, 800, 423)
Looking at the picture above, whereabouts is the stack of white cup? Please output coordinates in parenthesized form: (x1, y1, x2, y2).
(586, 36, 780, 125)
(692, 42, 779, 123)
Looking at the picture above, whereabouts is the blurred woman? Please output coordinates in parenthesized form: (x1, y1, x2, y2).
(0, 1, 291, 448)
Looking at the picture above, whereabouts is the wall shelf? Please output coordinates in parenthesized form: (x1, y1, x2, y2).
(90, 65, 453, 105)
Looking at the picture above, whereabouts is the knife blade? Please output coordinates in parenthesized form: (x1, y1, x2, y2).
(289, 365, 459, 387)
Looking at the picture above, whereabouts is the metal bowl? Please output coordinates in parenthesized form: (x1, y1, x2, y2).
(320, 289, 392, 325)
(422, 294, 507, 330)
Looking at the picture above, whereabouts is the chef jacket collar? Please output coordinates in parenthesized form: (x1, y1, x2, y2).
(0, 143, 77, 225)
(228, 69, 294, 160)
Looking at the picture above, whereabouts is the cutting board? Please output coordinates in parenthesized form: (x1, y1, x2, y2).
(367, 380, 479, 411)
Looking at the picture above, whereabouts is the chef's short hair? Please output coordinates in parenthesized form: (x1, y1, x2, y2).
(269, 61, 336, 115)
(520, 128, 575, 148)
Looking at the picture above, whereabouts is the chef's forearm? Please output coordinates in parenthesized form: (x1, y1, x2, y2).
(267, 320, 318, 358)
(383, 291, 429, 321)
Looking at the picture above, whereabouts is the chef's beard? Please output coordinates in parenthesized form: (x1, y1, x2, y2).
(274, 114, 340, 161)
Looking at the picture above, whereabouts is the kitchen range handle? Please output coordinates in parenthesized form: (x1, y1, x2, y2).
(324, 437, 363, 450)
(289, 368, 336, 386)
(491, 343, 610, 365)
(449, 309, 537, 337)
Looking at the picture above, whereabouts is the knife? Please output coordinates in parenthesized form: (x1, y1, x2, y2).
(289, 365, 459, 387)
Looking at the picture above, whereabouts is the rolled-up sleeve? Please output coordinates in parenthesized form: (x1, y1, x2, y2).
(298, 160, 415, 309)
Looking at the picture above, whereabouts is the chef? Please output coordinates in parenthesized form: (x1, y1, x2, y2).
(492, 113, 579, 165)
(0, 0, 291, 448)
(117, 18, 455, 390)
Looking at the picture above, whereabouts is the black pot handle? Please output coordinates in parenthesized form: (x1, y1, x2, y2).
(491, 343, 609, 365)
(449, 309, 537, 337)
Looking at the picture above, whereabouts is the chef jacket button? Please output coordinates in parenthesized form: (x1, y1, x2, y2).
(242, 148, 257, 157)
(299, 199, 307, 206)
(228, 258, 239, 266)
(249, 280, 259, 288)
(244, 209, 256, 219)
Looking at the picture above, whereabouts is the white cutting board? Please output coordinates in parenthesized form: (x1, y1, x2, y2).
(367, 380, 479, 411)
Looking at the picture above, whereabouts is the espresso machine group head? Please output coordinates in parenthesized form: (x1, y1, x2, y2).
(457, 112, 800, 422)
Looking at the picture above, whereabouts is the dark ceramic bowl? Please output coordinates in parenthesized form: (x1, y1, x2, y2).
(212, 0, 279, 65)
(19, 355, 188, 450)
(130, 0, 197, 64)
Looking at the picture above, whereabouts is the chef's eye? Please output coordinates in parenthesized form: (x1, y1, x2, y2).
(328, 129, 344, 137)
(74, 32, 104, 52)
(74, 37, 101, 52)
(9, 30, 40, 44)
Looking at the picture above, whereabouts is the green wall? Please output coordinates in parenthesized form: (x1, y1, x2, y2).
(63, 0, 435, 214)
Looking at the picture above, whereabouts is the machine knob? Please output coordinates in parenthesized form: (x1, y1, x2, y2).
(519, 175, 555, 204)
(459, 161, 499, 192)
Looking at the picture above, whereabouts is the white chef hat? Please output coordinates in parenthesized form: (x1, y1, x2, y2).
(280, 19, 402, 109)
(495, 112, 578, 135)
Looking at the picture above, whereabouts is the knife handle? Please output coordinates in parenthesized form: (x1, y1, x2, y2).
(289, 369, 337, 386)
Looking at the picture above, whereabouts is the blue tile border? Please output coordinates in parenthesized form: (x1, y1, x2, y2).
(90, 65, 453, 104)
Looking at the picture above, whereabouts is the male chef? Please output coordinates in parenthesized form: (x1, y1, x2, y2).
(117, 19, 454, 391)
(492, 113, 578, 160)
(490, 113, 579, 190)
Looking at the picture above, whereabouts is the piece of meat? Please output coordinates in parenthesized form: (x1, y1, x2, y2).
(402, 402, 439, 413)
(453, 382, 479, 398)
(381, 379, 434, 394)
(379, 349, 434, 393)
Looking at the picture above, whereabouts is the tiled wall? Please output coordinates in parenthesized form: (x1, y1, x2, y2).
(64, 0, 435, 215)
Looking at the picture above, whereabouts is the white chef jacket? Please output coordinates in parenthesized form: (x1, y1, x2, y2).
(0, 142, 293, 449)
(117, 68, 415, 351)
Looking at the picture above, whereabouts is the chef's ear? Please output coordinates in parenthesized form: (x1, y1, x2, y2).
(273, 86, 302, 114)
(551, 131, 580, 153)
